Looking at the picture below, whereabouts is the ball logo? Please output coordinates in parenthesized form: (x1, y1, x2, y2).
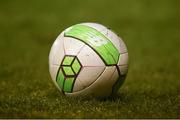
(89, 36, 108, 46)
(64, 24, 120, 65)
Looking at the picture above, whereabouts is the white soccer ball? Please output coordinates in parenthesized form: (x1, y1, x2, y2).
(49, 23, 128, 97)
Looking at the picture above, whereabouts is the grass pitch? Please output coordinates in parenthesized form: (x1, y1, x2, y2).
(0, 0, 180, 118)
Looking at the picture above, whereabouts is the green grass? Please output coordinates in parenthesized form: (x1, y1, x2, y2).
(0, 0, 180, 118)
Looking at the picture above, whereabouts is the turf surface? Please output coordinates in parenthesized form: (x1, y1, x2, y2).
(0, 0, 180, 118)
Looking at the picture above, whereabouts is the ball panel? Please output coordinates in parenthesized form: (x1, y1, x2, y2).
(72, 58, 81, 74)
(66, 66, 116, 97)
(72, 78, 82, 92)
(118, 38, 128, 54)
(106, 29, 122, 53)
(80, 22, 107, 35)
(109, 68, 119, 94)
(49, 65, 62, 91)
(49, 47, 54, 65)
(106, 29, 128, 54)
(56, 69, 65, 89)
(118, 53, 129, 66)
(63, 77, 75, 93)
(49, 65, 59, 81)
(118, 65, 128, 75)
(62, 56, 74, 66)
(62, 66, 75, 76)
(77, 45, 105, 66)
(63, 37, 85, 56)
(49, 32, 65, 66)
(73, 66, 105, 92)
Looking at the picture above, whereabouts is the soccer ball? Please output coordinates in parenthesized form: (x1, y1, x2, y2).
(49, 23, 128, 97)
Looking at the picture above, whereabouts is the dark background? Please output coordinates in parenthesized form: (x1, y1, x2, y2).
(0, 0, 179, 118)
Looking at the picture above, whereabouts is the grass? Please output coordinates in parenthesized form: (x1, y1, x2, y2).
(0, 0, 180, 118)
